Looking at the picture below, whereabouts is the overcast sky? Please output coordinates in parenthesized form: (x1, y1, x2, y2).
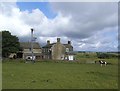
(0, 2, 118, 52)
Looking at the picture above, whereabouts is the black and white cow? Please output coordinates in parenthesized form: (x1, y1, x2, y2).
(99, 60, 107, 66)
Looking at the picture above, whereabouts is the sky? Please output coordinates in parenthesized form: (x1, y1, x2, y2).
(0, 1, 118, 52)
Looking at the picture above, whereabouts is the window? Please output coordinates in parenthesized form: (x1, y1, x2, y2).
(66, 48, 69, 52)
(44, 49, 46, 52)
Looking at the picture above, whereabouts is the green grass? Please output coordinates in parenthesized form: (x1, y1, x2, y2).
(75, 53, 118, 65)
(2, 60, 118, 89)
(0, 61, 2, 90)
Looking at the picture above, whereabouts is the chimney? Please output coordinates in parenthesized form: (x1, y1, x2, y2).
(68, 41, 71, 44)
(57, 38, 60, 43)
(47, 40, 50, 45)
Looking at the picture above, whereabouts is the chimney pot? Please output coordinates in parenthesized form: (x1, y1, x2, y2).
(47, 40, 50, 45)
(68, 41, 71, 44)
(57, 38, 60, 43)
(31, 28, 33, 32)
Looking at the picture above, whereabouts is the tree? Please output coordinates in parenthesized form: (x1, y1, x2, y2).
(2, 31, 20, 57)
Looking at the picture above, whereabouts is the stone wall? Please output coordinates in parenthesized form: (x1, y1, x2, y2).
(51, 42, 66, 60)
(23, 48, 42, 59)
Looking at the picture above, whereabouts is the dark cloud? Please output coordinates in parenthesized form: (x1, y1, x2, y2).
(50, 2, 117, 39)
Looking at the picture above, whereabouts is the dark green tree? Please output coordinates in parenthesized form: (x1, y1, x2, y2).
(2, 31, 20, 57)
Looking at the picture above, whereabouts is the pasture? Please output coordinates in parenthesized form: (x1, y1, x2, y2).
(2, 57, 118, 89)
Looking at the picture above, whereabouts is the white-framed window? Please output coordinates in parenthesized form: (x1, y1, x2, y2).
(68, 55, 74, 61)
(66, 48, 69, 52)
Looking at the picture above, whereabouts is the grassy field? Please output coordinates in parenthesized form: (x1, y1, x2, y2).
(2, 58, 118, 89)
(0, 61, 2, 90)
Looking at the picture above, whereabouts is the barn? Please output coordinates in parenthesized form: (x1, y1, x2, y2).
(17, 42, 42, 59)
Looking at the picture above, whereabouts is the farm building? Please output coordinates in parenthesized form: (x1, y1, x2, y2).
(17, 42, 42, 59)
(42, 38, 75, 61)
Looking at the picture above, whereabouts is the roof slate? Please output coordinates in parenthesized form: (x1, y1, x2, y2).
(20, 42, 41, 49)
(42, 43, 56, 48)
(42, 43, 73, 48)
(63, 44, 73, 48)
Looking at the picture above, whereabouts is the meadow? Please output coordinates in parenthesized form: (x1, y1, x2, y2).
(2, 53, 118, 89)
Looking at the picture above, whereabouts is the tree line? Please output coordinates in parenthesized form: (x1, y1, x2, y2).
(96, 52, 118, 59)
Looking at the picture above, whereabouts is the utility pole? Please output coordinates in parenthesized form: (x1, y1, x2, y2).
(31, 28, 35, 63)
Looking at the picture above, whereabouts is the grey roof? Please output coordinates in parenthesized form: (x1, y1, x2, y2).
(42, 43, 56, 48)
(42, 43, 73, 48)
(65, 51, 76, 55)
(20, 42, 41, 49)
(63, 44, 73, 48)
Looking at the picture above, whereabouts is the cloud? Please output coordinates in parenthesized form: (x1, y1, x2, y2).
(50, 2, 118, 51)
(0, 2, 118, 52)
(20, 9, 47, 26)
(51, 2, 118, 37)
(0, 2, 31, 37)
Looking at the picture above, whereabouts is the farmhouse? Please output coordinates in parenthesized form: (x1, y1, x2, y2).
(17, 42, 42, 59)
(42, 38, 75, 61)
(16, 38, 75, 61)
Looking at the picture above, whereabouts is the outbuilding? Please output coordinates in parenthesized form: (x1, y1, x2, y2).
(17, 42, 42, 59)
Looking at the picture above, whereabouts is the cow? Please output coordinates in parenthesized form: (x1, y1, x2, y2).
(25, 56, 36, 63)
(99, 60, 107, 67)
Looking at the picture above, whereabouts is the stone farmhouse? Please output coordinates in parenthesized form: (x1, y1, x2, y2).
(17, 38, 75, 61)
(42, 38, 75, 61)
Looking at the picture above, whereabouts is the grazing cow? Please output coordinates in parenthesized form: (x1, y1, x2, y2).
(99, 60, 107, 67)
(25, 56, 36, 63)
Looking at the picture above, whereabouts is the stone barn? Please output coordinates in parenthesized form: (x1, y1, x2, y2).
(17, 42, 42, 59)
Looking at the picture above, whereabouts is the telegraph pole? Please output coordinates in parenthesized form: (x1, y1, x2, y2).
(31, 28, 35, 63)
